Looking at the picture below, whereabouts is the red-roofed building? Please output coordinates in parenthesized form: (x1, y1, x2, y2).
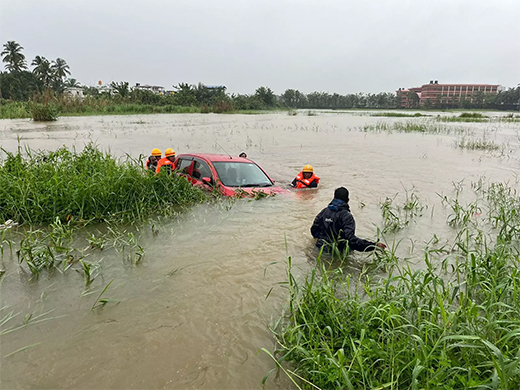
(397, 81, 500, 108)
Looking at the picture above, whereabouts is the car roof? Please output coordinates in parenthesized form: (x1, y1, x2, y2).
(176, 153, 251, 162)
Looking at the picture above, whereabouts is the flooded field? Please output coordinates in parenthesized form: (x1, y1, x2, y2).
(1, 111, 520, 389)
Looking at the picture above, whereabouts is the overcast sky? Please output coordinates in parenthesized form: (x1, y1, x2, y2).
(1, 0, 519, 94)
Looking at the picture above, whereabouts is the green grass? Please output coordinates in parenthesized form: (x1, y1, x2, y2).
(0, 101, 30, 119)
(455, 136, 503, 152)
(370, 112, 428, 117)
(0, 144, 205, 225)
(436, 112, 491, 123)
(61, 103, 202, 116)
(0, 100, 203, 119)
(363, 120, 455, 134)
(266, 181, 520, 389)
(0, 100, 292, 119)
(29, 102, 59, 121)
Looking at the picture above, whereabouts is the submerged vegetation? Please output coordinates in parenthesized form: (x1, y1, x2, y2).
(0, 144, 205, 225)
(370, 112, 428, 117)
(437, 112, 490, 123)
(363, 120, 455, 134)
(455, 136, 503, 152)
(267, 180, 520, 389)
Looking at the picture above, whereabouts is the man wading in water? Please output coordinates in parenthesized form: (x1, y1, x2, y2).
(311, 187, 386, 252)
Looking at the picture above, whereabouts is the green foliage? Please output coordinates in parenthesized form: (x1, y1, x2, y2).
(0, 71, 42, 100)
(267, 182, 520, 389)
(29, 102, 59, 121)
(363, 120, 454, 134)
(459, 112, 488, 118)
(110, 81, 130, 98)
(1, 41, 27, 72)
(0, 100, 30, 118)
(255, 86, 276, 107)
(0, 144, 205, 225)
(455, 136, 502, 152)
(370, 112, 427, 117)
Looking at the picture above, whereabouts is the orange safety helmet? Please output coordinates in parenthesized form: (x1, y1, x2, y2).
(165, 148, 176, 157)
(151, 148, 162, 157)
(302, 164, 313, 173)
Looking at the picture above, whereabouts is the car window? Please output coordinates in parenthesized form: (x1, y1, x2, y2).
(193, 159, 212, 181)
(212, 162, 272, 187)
(177, 158, 192, 174)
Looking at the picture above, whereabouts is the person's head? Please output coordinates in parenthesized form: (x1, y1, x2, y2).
(302, 164, 313, 179)
(165, 148, 176, 162)
(239, 152, 247, 158)
(334, 187, 350, 203)
(151, 148, 162, 162)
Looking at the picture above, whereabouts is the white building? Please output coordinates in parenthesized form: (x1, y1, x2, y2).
(64, 87, 84, 99)
(133, 84, 165, 94)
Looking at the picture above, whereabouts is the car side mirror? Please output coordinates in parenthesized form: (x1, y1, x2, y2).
(202, 177, 212, 185)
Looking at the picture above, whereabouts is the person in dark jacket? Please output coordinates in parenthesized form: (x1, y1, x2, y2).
(311, 187, 386, 252)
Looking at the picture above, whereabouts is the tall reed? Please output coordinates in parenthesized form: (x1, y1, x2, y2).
(267, 181, 520, 389)
(0, 144, 205, 225)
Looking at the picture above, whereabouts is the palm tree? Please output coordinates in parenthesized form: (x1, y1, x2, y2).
(1, 40, 27, 72)
(51, 58, 70, 80)
(64, 78, 80, 88)
(32, 56, 53, 87)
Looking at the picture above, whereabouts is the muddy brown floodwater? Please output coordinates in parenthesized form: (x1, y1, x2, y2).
(1, 111, 520, 389)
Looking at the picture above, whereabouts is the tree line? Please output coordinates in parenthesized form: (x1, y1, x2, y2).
(0, 40, 74, 101)
(1, 40, 518, 111)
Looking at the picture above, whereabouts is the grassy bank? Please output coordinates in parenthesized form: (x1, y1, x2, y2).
(267, 181, 520, 389)
(0, 100, 204, 119)
(0, 144, 205, 225)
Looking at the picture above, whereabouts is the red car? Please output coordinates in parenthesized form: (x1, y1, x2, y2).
(173, 153, 287, 196)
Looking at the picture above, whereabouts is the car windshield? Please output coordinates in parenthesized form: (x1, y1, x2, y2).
(213, 162, 273, 187)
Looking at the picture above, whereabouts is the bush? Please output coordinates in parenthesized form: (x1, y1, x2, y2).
(29, 102, 59, 121)
(0, 144, 205, 224)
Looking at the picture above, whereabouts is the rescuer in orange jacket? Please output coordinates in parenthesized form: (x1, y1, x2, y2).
(145, 148, 162, 172)
(156, 148, 176, 174)
(291, 165, 320, 188)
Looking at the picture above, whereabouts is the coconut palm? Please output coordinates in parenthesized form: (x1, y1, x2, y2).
(64, 78, 80, 88)
(1, 40, 27, 72)
(32, 56, 53, 87)
(51, 58, 70, 80)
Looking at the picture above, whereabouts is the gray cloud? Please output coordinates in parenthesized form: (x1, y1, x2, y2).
(2, 0, 519, 94)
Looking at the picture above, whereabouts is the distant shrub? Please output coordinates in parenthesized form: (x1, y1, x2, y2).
(459, 112, 488, 118)
(29, 102, 59, 121)
(211, 101, 234, 113)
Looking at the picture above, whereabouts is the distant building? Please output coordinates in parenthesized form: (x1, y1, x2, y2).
(134, 84, 165, 94)
(97, 85, 114, 95)
(397, 80, 500, 108)
(64, 87, 84, 99)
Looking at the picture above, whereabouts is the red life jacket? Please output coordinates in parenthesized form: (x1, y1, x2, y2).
(155, 157, 175, 174)
(294, 172, 320, 188)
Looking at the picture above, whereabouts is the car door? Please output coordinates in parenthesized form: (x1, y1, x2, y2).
(176, 157, 194, 181)
(191, 158, 215, 190)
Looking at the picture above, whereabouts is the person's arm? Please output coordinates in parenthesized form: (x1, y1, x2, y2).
(308, 180, 318, 188)
(291, 177, 297, 187)
(340, 212, 378, 252)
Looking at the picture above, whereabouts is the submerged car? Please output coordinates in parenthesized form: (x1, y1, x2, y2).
(173, 153, 286, 196)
